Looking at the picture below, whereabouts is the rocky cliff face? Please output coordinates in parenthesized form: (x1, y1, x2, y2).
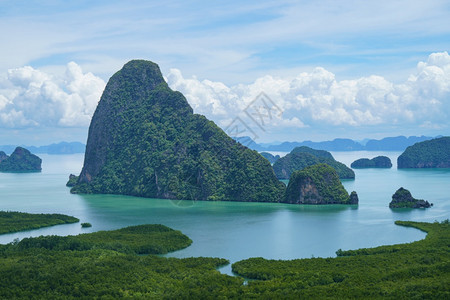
(0, 147, 42, 172)
(389, 187, 432, 208)
(283, 163, 358, 204)
(398, 137, 450, 168)
(71, 60, 285, 202)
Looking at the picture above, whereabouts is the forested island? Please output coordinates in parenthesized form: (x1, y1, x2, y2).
(0, 147, 42, 172)
(0, 211, 79, 234)
(284, 164, 358, 204)
(398, 136, 450, 168)
(389, 187, 432, 208)
(70, 60, 285, 203)
(273, 146, 355, 180)
(260, 152, 280, 164)
(0, 212, 448, 298)
(351, 156, 392, 168)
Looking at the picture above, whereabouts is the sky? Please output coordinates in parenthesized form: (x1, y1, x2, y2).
(1, 0, 450, 145)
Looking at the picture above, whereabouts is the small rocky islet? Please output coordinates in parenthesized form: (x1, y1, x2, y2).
(389, 187, 432, 208)
(351, 156, 392, 168)
(0, 147, 42, 172)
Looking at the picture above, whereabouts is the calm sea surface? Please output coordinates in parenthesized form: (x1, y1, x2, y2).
(0, 152, 449, 275)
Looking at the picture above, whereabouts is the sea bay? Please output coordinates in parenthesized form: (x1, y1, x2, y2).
(0, 152, 448, 275)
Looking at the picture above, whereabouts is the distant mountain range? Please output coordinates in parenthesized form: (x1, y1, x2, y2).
(233, 135, 441, 152)
(0, 135, 440, 155)
(0, 142, 85, 155)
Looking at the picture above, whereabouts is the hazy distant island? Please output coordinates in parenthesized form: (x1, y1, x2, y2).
(273, 146, 355, 180)
(0, 151, 7, 163)
(0, 147, 42, 172)
(1, 135, 439, 156)
(70, 60, 285, 202)
(389, 187, 432, 208)
(351, 156, 392, 168)
(284, 164, 358, 205)
(0, 142, 85, 155)
(234, 135, 439, 152)
(397, 136, 450, 168)
(260, 152, 280, 164)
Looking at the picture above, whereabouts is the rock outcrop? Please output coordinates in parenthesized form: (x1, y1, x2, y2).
(389, 187, 432, 208)
(66, 174, 79, 187)
(71, 60, 285, 202)
(398, 137, 450, 168)
(351, 156, 392, 168)
(273, 146, 355, 180)
(0, 147, 42, 172)
(283, 163, 358, 204)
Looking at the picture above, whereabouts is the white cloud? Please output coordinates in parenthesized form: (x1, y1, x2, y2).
(0, 62, 105, 128)
(167, 52, 450, 133)
(1, 52, 449, 141)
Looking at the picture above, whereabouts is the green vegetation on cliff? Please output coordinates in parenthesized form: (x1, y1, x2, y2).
(66, 174, 78, 187)
(0, 147, 42, 172)
(0, 211, 79, 234)
(71, 60, 285, 202)
(283, 164, 357, 204)
(273, 146, 355, 180)
(351, 156, 392, 168)
(260, 152, 280, 164)
(389, 187, 432, 208)
(398, 136, 450, 168)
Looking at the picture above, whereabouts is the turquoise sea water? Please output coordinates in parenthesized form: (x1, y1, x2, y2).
(0, 152, 448, 275)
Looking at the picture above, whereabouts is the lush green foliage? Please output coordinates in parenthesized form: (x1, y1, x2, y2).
(80, 222, 92, 228)
(0, 215, 448, 298)
(0, 249, 239, 299)
(351, 156, 392, 168)
(260, 152, 280, 164)
(273, 146, 355, 179)
(0, 211, 79, 234)
(0, 221, 240, 299)
(66, 174, 79, 187)
(290, 146, 334, 159)
(398, 136, 450, 168)
(0, 147, 41, 172)
(72, 60, 285, 202)
(232, 220, 450, 298)
(283, 164, 354, 204)
(389, 187, 432, 208)
(16, 224, 192, 255)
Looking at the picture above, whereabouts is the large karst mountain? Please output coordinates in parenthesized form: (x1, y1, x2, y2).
(71, 60, 285, 202)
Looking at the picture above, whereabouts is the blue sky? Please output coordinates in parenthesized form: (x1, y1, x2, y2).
(1, 0, 450, 145)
